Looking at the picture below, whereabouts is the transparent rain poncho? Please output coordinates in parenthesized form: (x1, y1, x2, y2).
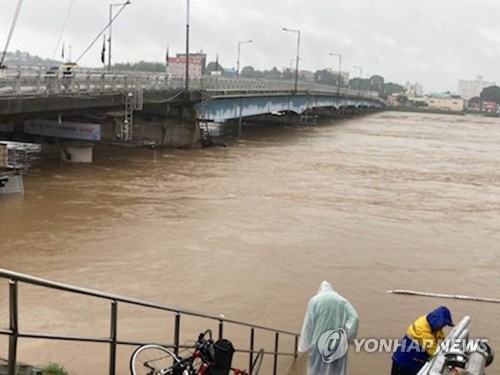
(298, 281, 359, 375)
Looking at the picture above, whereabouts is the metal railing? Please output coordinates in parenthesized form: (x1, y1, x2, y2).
(0, 268, 299, 375)
(0, 65, 382, 102)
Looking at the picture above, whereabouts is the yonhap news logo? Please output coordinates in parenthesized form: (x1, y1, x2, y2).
(315, 332, 489, 362)
(317, 328, 349, 362)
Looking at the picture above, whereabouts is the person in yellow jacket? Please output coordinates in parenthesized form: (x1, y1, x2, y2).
(392, 306, 454, 375)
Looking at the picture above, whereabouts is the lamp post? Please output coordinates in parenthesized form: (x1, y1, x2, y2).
(353, 65, 362, 96)
(108, 1, 131, 71)
(289, 59, 295, 82)
(185, 0, 190, 91)
(282, 27, 301, 93)
(236, 40, 252, 77)
(329, 52, 342, 95)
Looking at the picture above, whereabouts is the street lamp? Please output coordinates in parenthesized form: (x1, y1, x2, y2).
(108, 1, 131, 71)
(329, 52, 342, 95)
(185, 0, 190, 91)
(236, 40, 252, 77)
(282, 27, 301, 93)
(353, 65, 362, 96)
(289, 59, 295, 81)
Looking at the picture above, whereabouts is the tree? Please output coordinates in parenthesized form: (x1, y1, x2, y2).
(114, 61, 165, 72)
(206, 61, 224, 75)
(241, 66, 258, 78)
(480, 85, 500, 104)
(396, 94, 409, 105)
(469, 96, 480, 106)
(240, 66, 283, 79)
(369, 75, 385, 94)
(264, 66, 282, 79)
(382, 82, 405, 97)
(348, 77, 372, 91)
(369, 75, 385, 86)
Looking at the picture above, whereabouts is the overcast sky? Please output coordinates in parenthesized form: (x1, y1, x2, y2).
(2, 0, 500, 93)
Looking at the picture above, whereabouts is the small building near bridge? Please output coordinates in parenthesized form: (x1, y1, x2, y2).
(425, 92, 465, 112)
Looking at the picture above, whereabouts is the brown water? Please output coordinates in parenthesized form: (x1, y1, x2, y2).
(1, 111, 500, 374)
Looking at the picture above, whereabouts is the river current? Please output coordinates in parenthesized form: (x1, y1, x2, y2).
(1, 111, 500, 374)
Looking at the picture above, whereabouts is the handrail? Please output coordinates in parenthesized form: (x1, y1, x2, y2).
(0, 66, 383, 103)
(0, 268, 299, 375)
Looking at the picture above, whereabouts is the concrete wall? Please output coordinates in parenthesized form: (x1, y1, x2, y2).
(0, 144, 6, 168)
(100, 117, 202, 148)
(61, 146, 94, 163)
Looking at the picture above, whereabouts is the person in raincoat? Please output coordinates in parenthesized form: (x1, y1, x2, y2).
(391, 306, 454, 375)
(298, 281, 359, 375)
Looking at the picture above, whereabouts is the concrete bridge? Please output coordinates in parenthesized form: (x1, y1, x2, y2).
(0, 66, 386, 154)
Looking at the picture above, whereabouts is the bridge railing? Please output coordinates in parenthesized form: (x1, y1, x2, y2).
(0, 66, 382, 101)
(0, 268, 299, 375)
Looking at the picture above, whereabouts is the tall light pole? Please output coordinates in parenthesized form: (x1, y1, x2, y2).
(282, 27, 300, 93)
(185, 0, 190, 91)
(236, 39, 252, 77)
(329, 52, 342, 95)
(289, 58, 295, 82)
(108, 1, 131, 71)
(353, 65, 362, 96)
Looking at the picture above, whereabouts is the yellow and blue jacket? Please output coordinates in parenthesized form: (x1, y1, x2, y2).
(392, 306, 453, 374)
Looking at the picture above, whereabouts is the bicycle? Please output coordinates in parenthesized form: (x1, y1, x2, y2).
(130, 329, 264, 375)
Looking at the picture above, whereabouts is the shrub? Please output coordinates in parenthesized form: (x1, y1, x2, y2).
(41, 363, 68, 375)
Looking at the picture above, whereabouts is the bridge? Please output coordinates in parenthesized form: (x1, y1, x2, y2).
(0, 66, 386, 155)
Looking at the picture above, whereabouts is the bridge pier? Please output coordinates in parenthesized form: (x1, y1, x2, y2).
(59, 143, 94, 163)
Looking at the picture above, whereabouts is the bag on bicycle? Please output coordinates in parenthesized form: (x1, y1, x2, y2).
(208, 339, 235, 375)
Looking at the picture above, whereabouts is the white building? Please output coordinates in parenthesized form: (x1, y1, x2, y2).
(405, 82, 423, 96)
(457, 76, 495, 100)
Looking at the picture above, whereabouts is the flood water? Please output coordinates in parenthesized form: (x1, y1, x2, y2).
(1, 111, 500, 374)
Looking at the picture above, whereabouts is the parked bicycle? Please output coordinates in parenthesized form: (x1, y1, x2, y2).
(130, 329, 264, 375)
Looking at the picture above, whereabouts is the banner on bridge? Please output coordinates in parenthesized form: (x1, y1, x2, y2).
(24, 120, 101, 141)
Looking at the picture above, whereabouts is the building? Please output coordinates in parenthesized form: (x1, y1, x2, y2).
(457, 76, 495, 100)
(325, 68, 350, 85)
(300, 70, 315, 82)
(167, 53, 207, 79)
(405, 82, 423, 97)
(482, 101, 498, 112)
(425, 92, 465, 112)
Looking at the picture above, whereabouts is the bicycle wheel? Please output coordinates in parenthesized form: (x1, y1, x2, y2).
(249, 349, 264, 375)
(130, 344, 179, 375)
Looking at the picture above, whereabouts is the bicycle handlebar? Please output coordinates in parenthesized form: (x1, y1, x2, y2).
(195, 329, 215, 364)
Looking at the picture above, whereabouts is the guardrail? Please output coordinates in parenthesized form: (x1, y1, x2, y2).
(0, 268, 299, 375)
(0, 66, 381, 101)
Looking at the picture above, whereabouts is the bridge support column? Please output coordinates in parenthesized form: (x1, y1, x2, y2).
(177, 105, 202, 148)
(238, 98, 243, 137)
(59, 142, 94, 163)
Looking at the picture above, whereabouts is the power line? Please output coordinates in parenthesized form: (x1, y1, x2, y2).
(52, 0, 75, 61)
(0, 0, 24, 68)
(74, 3, 128, 65)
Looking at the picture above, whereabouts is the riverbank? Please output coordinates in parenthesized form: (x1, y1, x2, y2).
(387, 105, 465, 116)
(387, 105, 500, 118)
